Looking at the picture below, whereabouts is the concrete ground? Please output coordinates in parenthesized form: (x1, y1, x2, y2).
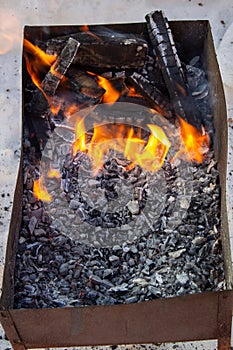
(1, 0, 233, 349)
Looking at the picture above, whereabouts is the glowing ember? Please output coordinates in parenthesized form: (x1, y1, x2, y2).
(33, 176, 52, 202)
(178, 117, 209, 163)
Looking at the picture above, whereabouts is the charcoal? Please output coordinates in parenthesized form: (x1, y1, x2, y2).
(168, 248, 186, 259)
(28, 216, 37, 234)
(45, 30, 148, 69)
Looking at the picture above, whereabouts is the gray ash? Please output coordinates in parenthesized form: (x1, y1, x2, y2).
(14, 138, 225, 308)
(62, 153, 148, 229)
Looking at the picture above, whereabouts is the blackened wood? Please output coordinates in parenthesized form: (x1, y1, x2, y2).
(146, 11, 201, 129)
(127, 72, 172, 118)
(25, 38, 80, 117)
(66, 68, 105, 99)
(26, 113, 52, 151)
(41, 38, 80, 97)
(25, 90, 49, 117)
(45, 31, 148, 69)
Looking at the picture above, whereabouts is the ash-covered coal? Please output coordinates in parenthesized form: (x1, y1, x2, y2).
(62, 153, 148, 228)
(14, 134, 225, 308)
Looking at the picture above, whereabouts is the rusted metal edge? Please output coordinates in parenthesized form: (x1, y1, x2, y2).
(0, 310, 26, 350)
(7, 291, 231, 349)
(217, 290, 233, 350)
(0, 160, 23, 311)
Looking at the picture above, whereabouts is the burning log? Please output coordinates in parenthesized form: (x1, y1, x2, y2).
(44, 30, 148, 69)
(25, 40, 105, 117)
(127, 72, 172, 118)
(145, 11, 202, 129)
(41, 37, 80, 97)
(66, 68, 105, 99)
(25, 38, 80, 116)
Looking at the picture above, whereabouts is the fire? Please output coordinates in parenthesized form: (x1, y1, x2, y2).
(137, 124, 171, 171)
(23, 39, 69, 115)
(73, 117, 87, 155)
(98, 75, 121, 103)
(23, 39, 56, 89)
(80, 25, 101, 41)
(88, 72, 121, 104)
(47, 169, 61, 178)
(72, 121, 171, 173)
(127, 86, 143, 98)
(178, 117, 209, 163)
(33, 176, 52, 202)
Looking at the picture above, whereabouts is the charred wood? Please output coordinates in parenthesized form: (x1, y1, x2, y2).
(127, 72, 172, 118)
(146, 10, 202, 129)
(25, 38, 80, 117)
(41, 37, 80, 97)
(44, 31, 148, 69)
(66, 68, 105, 99)
(25, 112, 52, 153)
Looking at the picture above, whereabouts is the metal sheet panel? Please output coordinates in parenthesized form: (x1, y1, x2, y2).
(9, 292, 226, 348)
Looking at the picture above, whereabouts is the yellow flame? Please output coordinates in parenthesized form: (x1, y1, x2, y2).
(72, 117, 87, 155)
(178, 117, 209, 163)
(33, 176, 52, 202)
(72, 122, 171, 174)
(47, 169, 61, 178)
(88, 72, 121, 104)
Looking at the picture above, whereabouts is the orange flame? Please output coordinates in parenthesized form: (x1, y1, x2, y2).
(127, 86, 143, 98)
(33, 176, 52, 202)
(178, 117, 209, 163)
(47, 169, 61, 178)
(80, 25, 101, 41)
(72, 122, 171, 174)
(23, 39, 68, 115)
(23, 39, 56, 89)
(136, 124, 171, 171)
(88, 72, 121, 104)
(73, 117, 87, 155)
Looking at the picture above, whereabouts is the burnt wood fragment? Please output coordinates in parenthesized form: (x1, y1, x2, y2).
(41, 37, 80, 97)
(146, 11, 202, 129)
(25, 38, 80, 117)
(44, 31, 148, 69)
(127, 72, 172, 118)
(66, 68, 105, 99)
(25, 90, 49, 117)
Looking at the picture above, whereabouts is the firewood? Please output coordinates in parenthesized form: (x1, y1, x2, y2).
(127, 72, 172, 118)
(44, 31, 148, 69)
(41, 37, 80, 97)
(146, 10, 202, 129)
(66, 68, 105, 99)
